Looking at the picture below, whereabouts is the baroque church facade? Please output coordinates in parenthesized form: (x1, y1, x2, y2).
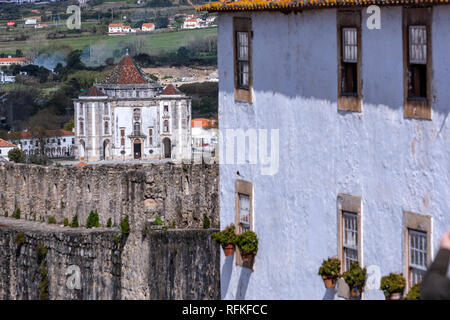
(74, 55, 192, 162)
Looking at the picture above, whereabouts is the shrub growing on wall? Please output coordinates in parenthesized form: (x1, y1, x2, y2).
(86, 210, 100, 228)
(120, 216, 130, 235)
(70, 215, 79, 228)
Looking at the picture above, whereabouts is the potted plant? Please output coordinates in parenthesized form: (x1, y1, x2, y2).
(318, 257, 341, 289)
(403, 283, 421, 300)
(211, 224, 238, 256)
(342, 261, 367, 299)
(236, 231, 258, 262)
(380, 273, 406, 300)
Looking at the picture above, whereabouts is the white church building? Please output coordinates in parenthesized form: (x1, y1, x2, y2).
(198, 2, 450, 299)
(74, 55, 192, 162)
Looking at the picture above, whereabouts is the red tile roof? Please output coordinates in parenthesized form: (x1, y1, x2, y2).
(192, 118, 218, 128)
(13, 130, 74, 139)
(142, 23, 154, 28)
(87, 85, 106, 97)
(109, 23, 123, 27)
(0, 57, 29, 62)
(101, 55, 148, 85)
(161, 84, 182, 95)
(0, 138, 16, 148)
(197, 0, 450, 12)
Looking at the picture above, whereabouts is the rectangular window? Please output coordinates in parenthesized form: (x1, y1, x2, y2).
(403, 211, 432, 291)
(235, 179, 253, 268)
(120, 128, 125, 146)
(409, 229, 427, 286)
(233, 17, 252, 103)
(403, 8, 432, 119)
(342, 211, 358, 272)
(238, 193, 251, 233)
(337, 10, 361, 112)
(337, 193, 362, 273)
(149, 128, 153, 145)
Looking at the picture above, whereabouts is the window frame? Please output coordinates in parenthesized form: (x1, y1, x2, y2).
(337, 193, 362, 273)
(235, 179, 253, 268)
(402, 211, 432, 291)
(337, 10, 362, 112)
(403, 7, 432, 120)
(233, 17, 252, 104)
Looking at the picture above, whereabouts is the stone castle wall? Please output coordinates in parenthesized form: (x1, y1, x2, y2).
(0, 162, 219, 299)
(0, 217, 220, 300)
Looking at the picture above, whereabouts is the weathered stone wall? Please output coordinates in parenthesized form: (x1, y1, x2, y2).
(0, 217, 122, 300)
(0, 162, 219, 299)
(0, 217, 220, 300)
(0, 162, 218, 230)
(148, 229, 220, 300)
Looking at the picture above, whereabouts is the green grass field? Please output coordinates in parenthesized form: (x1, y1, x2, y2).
(0, 27, 218, 56)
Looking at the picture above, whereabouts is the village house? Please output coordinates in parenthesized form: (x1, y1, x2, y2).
(73, 54, 191, 162)
(198, 1, 450, 299)
(108, 23, 124, 34)
(141, 23, 155, 32)
(183, 17, 200, 29)
(191, 118, 218, 153)
(0, 57, 29, 67)
(10, 129, 75, 158)
(0, 138, 16, 161)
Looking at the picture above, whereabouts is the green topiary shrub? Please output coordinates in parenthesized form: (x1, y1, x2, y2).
(203, 214, 211, 229)
(86, 210, 100, 228)
(13, 208, 20, 219)
(63, 218, 69, 227)
(318, 257, 341, 280)
(48, 216, 56, 224)
(380, 273, 406, 298)
(236, 230, 258, 256)
(71, 215, 79, 228)
(120, 216, 130, 235)
(342, 261, 367, 295)
(107, 218, 112, 228)
(154, 216, 163, 226)
(404, 283, 421, 300)
(211, 224, 238, 246)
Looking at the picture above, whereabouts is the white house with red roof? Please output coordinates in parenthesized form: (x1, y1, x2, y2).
(108, 23, 124, 34)
(141, 23, 155, 32)
(183, 17, 200, 29)
(73, 54, 191, 162)
(0, 138, 16, 161)
(10, 129, 75, 158)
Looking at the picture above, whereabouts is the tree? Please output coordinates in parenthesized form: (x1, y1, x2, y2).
(64, 120, 74, 132)
(8, 148, 25, 163)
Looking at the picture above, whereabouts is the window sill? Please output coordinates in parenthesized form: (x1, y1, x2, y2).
(234, 87, 252, 104)
(404, 99, 431, 120)
(338, 96, 361, 112)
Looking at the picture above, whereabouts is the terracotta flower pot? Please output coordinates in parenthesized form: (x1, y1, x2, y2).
(222, 244, 235, 256)
(386, 292, 402, 300)
(322, 276, 337, 289)
(240, 251, 255, 262)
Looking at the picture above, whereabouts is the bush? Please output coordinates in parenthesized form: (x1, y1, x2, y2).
(236, 231, 258, 256)
(120, 216, 130, 235)
(13, 208, 20, 219)
(15, 232, 25, 245)
(318, 257, 341, 280)
(8, 148, 25, 163)
(211, 224, 238, 246)
(404, 283, 421, 300)
(342, 261, 367, 294)
(380, 273, 406, 297)
(154, 216, 163, 226)
(107, 218, 112, 228)
(48, 216, 56, 224)
(70, 215, 79, 228)
(203, 214, 211, 229)
(63, 218, 69, 227)
(86, 210, 100, 228)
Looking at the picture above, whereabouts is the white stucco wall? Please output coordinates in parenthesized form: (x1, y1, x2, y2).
(218, 7, 450, 300)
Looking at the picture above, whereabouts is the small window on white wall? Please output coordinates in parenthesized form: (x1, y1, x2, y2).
(409, 26, 427, 64)
(342, 211, 358, 272)
(342, 28, 358, 63)
(238, 193, 251, 233)
(408, 229, 427, 286)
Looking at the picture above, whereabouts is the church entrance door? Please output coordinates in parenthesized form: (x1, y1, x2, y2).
(133, 139, 141, 159)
